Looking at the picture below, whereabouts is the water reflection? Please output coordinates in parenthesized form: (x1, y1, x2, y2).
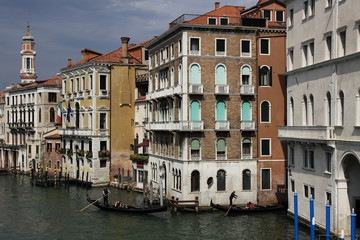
(0, 175, 310, 240)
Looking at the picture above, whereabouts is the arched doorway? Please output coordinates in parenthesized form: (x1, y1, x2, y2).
(342, 153, 360, 227)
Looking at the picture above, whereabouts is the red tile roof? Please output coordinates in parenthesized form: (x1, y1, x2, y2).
(6, 75, 62, 92)
(0, 92, 5, 98)
(45, 134, 61, 139)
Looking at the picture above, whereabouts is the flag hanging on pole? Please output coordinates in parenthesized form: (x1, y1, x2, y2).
(67, 101, 72, 126)
(56, 102, 62, 123)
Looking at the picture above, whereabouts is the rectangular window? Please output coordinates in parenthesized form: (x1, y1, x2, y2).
(47, 143, 52, 152)
(261, 139, 271, 156)
(309, 42, 314, 65)
(241, 40, 251, 57)
(82, 76, 85, 91)
(304, 0, 308, 18)
(165, 46, 169, 60)
(326, 192, 332, 205)
(309, 150, 314, 169)
(276, 11, 284, 22)
(326, 34, 332, 60)
(302, 44, 308, 66)
(309, 0, 315, 16)
(170, 43, 174, 58)
(28, 145, 31, 154)
(36, 145, 39, 154)
(289, 49, 294, 70)
(290, 146, 295, 165)
(55, 143, 60, 151)
(100, 113, 106, 129)
(289, 9, 294, 26)
(190, 38, 200, 55)
(90, 75, 93, 89)
(160, 49, 163, 62)
(291, 180, 295, 192)
(261, 169, 271, 190)
(304, 185, 309, 198)
(145, 50, 149, 61)
(208, 18, 217, 25)
(220, 17, 228, 25)
(304, 149, 309, 168)
(260, 39, 270, 55)
(100, 75, 106, 90)
(48, 93, 57, 103)
(339, 30, 346, 57)
(76, 78, 80, 92)
(216, 39, 226, 56)
(100, 160, 107, 168)
(327, 0, 332, 7)
(326, 152, 332, 172)
(263, 10, 271, 20)
(178, 39, 182, 54)
(310, 187, 315, 199)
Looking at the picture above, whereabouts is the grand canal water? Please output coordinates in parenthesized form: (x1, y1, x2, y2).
(0, 175, 311, 240)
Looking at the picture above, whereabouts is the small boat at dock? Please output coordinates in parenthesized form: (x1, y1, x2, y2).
(86, 196, 168, 214)
(210, 199, 285, 214)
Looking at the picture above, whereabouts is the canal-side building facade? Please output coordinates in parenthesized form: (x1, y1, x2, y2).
(0, 92, 5, 168)
(60, 37, 148, 186)
(0, 27, 61, 173)
(146, 1, 287, 206)
(279, 0, 360, 235)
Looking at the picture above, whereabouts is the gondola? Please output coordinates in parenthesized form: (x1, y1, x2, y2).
(210, 199, 285, 214)
(86, 196, 168, 214)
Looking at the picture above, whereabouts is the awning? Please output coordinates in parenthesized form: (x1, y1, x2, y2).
(136, 140, 149, 147)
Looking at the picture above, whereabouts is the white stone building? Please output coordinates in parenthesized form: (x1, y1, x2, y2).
(279, 0, 360, 235)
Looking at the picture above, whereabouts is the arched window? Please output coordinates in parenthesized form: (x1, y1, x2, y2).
(49, 107, 55, 122)
(178, 170, 181, 190)
(302, 95, 308, 125)
(261, 101, 270, 123)
(241, 101, 252, 129)
(242, 169, 251, 190)
(326, 92, 332, 126)
(190, 101, 200, 121)
(259, 66, 272, 86)
(75, 103, 80, 128)
(215, 64, 226, 84)
(217, 169, 226, 191)
(191, 139, 200, 160)
(190, 64, 200, 84)
(309, 94, 314, 125)
(242, 138, 251, 159)
(289, 97, 294, 126)
(338, 91, 344, 126)
(172, 168, 175, 188)
(216, 101, 226, 121)
(241, 65, 251, 85)
(191, 170, 200, 192)
(216, 138, 226, 160)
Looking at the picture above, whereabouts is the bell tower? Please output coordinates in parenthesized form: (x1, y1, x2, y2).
(20, 23, 37, 83)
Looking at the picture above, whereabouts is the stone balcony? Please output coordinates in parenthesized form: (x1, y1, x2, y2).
(189, 84, 203, 95)
(147, 85, 182, 99)
(240, 120, 256, 131)
(278, 126, 335, 143)
(215, 121, 230, 131)
(60, 128, 95, 137)
(240, 85, 255, 95)
(145, 120, 204, 131)
(215, 84, 229, 95)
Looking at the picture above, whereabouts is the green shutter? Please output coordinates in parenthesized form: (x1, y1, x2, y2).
(217, 139, 226, 152)
(191, 139, 200, 150)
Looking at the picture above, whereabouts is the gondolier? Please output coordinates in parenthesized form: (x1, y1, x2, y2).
(103, 188, 110, 206)
(229, 191, 237, 206)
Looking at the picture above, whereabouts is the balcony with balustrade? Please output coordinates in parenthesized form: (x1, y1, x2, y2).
(145, 120, 204, 131)
(278, 126, 335, 143)
(240, 120, 256, 131)
(189, 84, 203, 95)
(147, 85, 182, 100)
(240, 85, 255, 95)
(60, 128, 95, 137)
(215, 84, 229, 95)
(215, 121, 230, 131)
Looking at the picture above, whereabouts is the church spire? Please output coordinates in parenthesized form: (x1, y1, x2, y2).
(20, 23, 37, 83)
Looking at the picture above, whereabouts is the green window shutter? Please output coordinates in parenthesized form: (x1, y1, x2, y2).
(217, 139, 226, 152)
(190, 64, 200, 84)
(216, 65, 225, 84)
(191, 139, 200, 150)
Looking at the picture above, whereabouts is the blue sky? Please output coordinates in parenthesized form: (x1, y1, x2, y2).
(0, 0, 258, 90)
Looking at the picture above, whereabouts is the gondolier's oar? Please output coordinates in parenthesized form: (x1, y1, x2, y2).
(224, 205, 232, 216)
(80, 195, 106, 211)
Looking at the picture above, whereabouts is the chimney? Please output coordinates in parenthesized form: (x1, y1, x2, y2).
(215, 2, 220, 9)
(121, 37, 130, 64)
(67, 59, 72, 67)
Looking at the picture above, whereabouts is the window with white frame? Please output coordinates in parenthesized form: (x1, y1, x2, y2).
(290, 145, 295, 165)
(302, 40, 314, 66)
(326, 192, 332, 205)
(99, 113, 106, 129)
(276, 11, 284, 22)
(216, 39, 226, 56)
(326, 0, 333, 8)
(260, 39, 270, 55)
(326, 92, 332, 126)
(191, 139, 200, 160)
(303, 147, 314, 169)
(263, 10, 272, 21)
(241, 65, 251, 85)
(303, 0, 308, 18)
(191, 170, 200, 192)
(309, 0, 315, 16)
(216, 138, 226, 160)
(259, 66, 272, 86)
(190, 38, 200, 55)
(178, 39, 182, 55)
(208, 17, 217, 25)
(289, 9, 294, 27)
(302, 95, 308, 125)
(261, 101, 270, 123)
(261, 139, 271, 156)
(242, 138, 251, 159)
(155, 51, 158, 66)
(220, 17, 228, 25)
(261, 168, 271, 190)
(170, 43, 174, 59)
(160, 49, 164, 63)
(242, 169, 251, 190)
(165, 46, 169, 61)
(241, 39, 251, 57)
(337, 91, 344, 126)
